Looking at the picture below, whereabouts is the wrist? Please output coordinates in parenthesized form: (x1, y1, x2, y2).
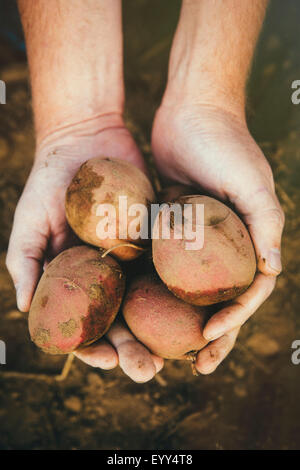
(160, 74, 246, 123)
(34, 111, 146, 175)
(33, 78, 125, 145)
(161, 79, 246, 120)
(162, 0, 267, 119)
(35, 112, 126, 165)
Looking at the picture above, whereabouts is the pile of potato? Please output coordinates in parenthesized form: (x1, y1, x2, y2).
(28, 157, 256, 363)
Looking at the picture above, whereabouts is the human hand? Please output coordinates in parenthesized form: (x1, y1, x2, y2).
(6, 116, 163, 382)
(152, 102, 284, 374)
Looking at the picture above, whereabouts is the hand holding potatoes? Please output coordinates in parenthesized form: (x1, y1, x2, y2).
(152, 103, 284, 374)
(6, 119, 164, 382)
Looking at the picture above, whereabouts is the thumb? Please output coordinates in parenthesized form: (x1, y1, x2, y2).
(6, 208, 48, 312)
(6, 246, 44, 312)
(237, 186, 284, 276)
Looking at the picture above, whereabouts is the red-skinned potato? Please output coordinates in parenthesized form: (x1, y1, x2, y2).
(152, 195, 256, 306)
(123, 274, 209, 360)
(28, 246, 125, 354)
(65, 157, 156, 261)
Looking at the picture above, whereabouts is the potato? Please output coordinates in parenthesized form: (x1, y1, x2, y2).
(65, 157, 156, 261)
(152, 195, 256, 306)
(28, 246, 125, 354)
(123, 274, 209, 360)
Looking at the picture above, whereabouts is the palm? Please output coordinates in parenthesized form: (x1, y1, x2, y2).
(153, 105, 269, 197)
(23, 156, 83, 261)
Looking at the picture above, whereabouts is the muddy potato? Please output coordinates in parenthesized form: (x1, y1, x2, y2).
(152, 195, 256, 306)
(28, 246, 125, 354)
(65, 157, 156, 261)
(123, 274, 209, 360)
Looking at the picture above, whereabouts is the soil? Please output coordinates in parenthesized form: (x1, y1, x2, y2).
(0, 0, 300, 450)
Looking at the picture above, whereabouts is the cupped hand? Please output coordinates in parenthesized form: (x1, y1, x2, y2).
(152, 103, 284, 374)
(6, 115, 163, 382)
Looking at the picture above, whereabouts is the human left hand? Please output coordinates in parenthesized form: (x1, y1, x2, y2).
(152, 102, 284, 374)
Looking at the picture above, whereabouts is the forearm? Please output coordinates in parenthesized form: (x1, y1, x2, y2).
(163, 0, 268, 114)
(18, 0, 124, 144)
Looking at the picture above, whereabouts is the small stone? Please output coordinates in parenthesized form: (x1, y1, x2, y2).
(94, 406, 106, 417)
(234, 385, 247, 398)
(5, 310, 23, 320)
(229, 361, 245, 378)
(246, 333, 280, 357)
(64, 396, 82, 413)
(266, 35, 280, 51)
(87, 372, 104, 388)
(263, 63, 276, 78)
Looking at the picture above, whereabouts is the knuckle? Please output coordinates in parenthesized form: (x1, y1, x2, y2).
(5, 253, 18, 283)
(279, 207, 285, 227)
(21, 244, 42, 261)
(266, 207, 285, 229)
(228, 334, 238, 350)
(263, 161, 275, 184)
(265, 277, 276, 297)
(232, 299, 248, 319)
(5, 251, 15, 274)
(223, 329, 239, 349)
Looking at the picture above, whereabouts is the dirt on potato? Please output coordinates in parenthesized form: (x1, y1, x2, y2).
(65, 157, 156, 260)
(65, 163, 105, 238)
(29, 246, 125, 354)
(153, 196, 256, 306)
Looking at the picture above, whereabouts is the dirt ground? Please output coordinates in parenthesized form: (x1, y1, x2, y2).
(0, 0, 300, 450)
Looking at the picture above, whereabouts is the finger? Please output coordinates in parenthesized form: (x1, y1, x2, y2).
(6, 243, 44, 312)
(106, 320, 158, 383)
(203, 273, 276, 341)
(6, 204, 48, 312)
(234, 185, 284, 276)
(74, 338, 118, 370)
(151, 355, 164, 374)
(196, 327, 239, 375)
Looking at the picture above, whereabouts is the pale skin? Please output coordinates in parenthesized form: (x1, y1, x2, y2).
(6, 0, 284, 381)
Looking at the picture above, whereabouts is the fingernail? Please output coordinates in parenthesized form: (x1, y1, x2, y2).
(15, 284, 20, 306)
(15, 284, 24, 311)
(204, 330, 225, 342)
(267, 248, 282, 274)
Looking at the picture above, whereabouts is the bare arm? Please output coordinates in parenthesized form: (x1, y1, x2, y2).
(164, 0, 268, 113)
(18, 0, 124, 143)
(7, 0, 162, 383)
(152, 0, 284, 374)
